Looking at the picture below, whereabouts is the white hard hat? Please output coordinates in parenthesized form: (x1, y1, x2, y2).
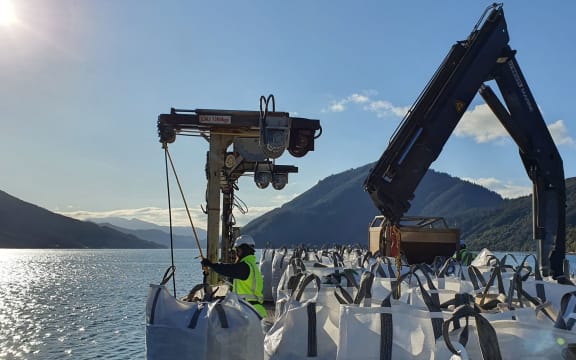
(233, 234, 255, 248)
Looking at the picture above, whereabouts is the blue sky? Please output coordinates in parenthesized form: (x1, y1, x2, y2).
(1, 1, 575, 229)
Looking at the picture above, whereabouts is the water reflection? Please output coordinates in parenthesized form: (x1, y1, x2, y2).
(0, 249, 203, 359)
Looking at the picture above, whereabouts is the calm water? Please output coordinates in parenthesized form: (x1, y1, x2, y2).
(1, 249, 575, 359)
(0, 249, 206, 360)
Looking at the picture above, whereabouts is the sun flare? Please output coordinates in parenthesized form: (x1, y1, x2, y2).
(0, 0, 18, 27)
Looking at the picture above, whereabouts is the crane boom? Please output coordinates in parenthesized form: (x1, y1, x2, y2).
(363, 4, 567, 279)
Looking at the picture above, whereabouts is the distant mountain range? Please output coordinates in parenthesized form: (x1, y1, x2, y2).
(242, 165, 500, 248)
(0, 190, 163, 249)
(242, 164, 576, 252)
(87, 217, 207, 248)
(0, 190, 207, 249)
(1, 164, 574, 251)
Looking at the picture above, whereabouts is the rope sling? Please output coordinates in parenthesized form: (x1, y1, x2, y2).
(162, 142, 208, 294)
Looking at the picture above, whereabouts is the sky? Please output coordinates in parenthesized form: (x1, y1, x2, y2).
(1, 1, 575, 231)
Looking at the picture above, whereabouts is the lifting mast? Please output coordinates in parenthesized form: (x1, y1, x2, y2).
(157, 101, 321, 284)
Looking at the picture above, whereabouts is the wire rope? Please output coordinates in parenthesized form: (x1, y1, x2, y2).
(163, 145, 205, 259)
(163, 143, 177, 296)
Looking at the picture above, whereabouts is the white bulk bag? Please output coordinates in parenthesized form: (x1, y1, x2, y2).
(271, 248, 290, 301)
(265, 273, 339, 360)
(436, 304, 576, 360)
(259, 248, 275, 302)
(146, 284, 209, 359)
(555, 290, 576, 331)
(146, 284, 264, 360)
(337, 298, 445, 360)
(370, 277, 411, 303)
(275, 258, 308, 309)
(509, 253, 576, 314)
(206, 291, 265, 360)
(337, 273, 446, 360)
(518, 276, 576, 315)
(408, 276, 475, 309)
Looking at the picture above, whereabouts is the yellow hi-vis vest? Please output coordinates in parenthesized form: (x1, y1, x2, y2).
(233, 254, 266, 318)
(453, 249, 476, 266)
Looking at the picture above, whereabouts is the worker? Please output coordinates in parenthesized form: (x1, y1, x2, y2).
(453, 241, 476, 266)
(201, 234, 267, 318)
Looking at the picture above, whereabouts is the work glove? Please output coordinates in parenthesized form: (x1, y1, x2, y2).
(201, 258, 212, 268)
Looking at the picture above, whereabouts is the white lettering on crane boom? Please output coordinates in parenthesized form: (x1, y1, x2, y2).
(199, 115, 232, 125)
(507, 61, 535, 113)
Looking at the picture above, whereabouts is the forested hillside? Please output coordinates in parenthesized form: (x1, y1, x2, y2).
(0, 191, 163, 249)
(243, 164, 576, 251)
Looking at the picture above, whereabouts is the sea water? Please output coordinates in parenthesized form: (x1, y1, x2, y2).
(0, 249, 204, 359)
(0, 248, 575, 359)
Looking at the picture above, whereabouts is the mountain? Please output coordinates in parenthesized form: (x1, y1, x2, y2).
(0, 190, 164, 249)
(92, 220, 207, 249)
(453, 177, 576, 252)
(3, 164, 574, 252)
(242, 165, 505, 248)
(241, 163, 576, 252)
(86, 217, 204, 237)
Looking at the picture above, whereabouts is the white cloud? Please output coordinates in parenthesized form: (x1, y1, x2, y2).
(56, 202, 285, 229)
(57, 207, 208, 228)
(364, 100, 409, 118)
(454, 105, 574, 148)
(329, 101, 346, 112)
(462, 177, 531, 199)
(323, 92, 407, 118)
(349, 93, 370, 104)
(325, 93, 574, 147)
(56, 188, 298, 230)
(454, 104, 507, 143)
(548, 120, 575, 146)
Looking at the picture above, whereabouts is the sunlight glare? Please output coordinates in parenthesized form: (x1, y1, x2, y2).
(0, 0, 18, 27)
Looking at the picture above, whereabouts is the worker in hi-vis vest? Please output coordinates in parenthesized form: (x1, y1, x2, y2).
(201, 234, 266, 318)
(453, 241, 476, 266)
